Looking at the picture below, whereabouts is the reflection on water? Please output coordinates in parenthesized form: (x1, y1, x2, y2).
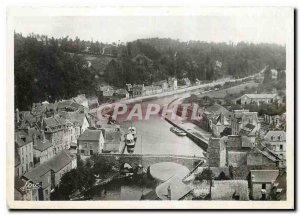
(92, 176, 157, 200)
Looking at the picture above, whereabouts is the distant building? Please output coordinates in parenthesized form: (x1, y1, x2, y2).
(271, 69, 278, 80)
(132, 84, 145, 97)
(250, 170, 279, 200)
(235, 94, 282, 105)
(57, 100, 86, 113)
(72, 94, 88, 108)
(77, 129, 105, 157)
(144, 85, 163, 96)
(168, 77, 178, 90)
(96, 85, 115, 97)
(153, 80, 169, 92)
(114, 88, 129, 99)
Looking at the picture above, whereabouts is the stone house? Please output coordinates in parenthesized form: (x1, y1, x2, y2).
(15, 131, 34, 175)
(250, 170, 279, 200)
(263, 130, 286, 166)
(22, 163, 52, 201)
(33, 132, 54, 166)
(77, 129, 105, 157)
(47, 150, 76, 188)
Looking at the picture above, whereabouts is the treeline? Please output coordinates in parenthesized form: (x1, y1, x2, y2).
(14, 32, 286, 110)
(14, 33, 95, 110)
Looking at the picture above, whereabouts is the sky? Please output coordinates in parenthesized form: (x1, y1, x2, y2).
(13, 16, 288, 45)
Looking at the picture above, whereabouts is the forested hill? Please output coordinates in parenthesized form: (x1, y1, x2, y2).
(14, 33, 286, 110)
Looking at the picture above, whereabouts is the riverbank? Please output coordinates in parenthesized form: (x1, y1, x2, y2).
(90, 73, 259, 114)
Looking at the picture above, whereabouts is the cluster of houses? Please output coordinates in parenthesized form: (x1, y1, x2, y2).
(14, 94, 122, 201)
(96, 77, 179, 102)
(180, 93, 287, 201)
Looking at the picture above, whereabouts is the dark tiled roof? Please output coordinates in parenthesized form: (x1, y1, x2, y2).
(211, 180, 249, 200)
(33, 138, 53, 152)
(65, 112, 86, 127)
(226, 136, 242, 149)
(78, 129, 102, 141)
(46, 150, 73, 173)
(15, 131, 32, 148)
(23, 163, 51, 188)
(250, 170, 279, 183)
(15, 177, 26, 195)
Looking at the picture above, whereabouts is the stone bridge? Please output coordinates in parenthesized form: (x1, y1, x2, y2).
(96, 153, 206, 170)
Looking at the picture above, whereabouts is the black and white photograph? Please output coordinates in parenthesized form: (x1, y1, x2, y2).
(6, 6, 294, 209)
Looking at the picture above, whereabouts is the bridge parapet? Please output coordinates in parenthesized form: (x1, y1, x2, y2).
(94, 153, 206, 170)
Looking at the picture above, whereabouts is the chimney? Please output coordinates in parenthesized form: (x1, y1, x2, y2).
(167, 185, 171, 200)
(16, 108, 20, 123)
(41, 130, 45, 142)
(32, 134, 37, 147)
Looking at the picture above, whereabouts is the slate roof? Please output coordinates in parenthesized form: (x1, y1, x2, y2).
(205, 104, 231, 118)
(34, 138, 53, 152)
(103, 131, 121, 153)
(250, 170, 279, 183)
(226, 136, 242, 149)
(47, 150, 73, 173)
(65, 112, 87, 127)
(15, 177, 27, 195)
(211, 180, 249, 200)
(15, 131, 32, 148)
(78, 129, 102, 141)
(264, 130, 286, 142)
(23, 163, 51, 189)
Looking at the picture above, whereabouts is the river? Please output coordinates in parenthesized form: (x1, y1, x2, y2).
(118, 93, 205, 157)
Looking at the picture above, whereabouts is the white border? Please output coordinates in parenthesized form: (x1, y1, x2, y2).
(6, 6, 294, 209)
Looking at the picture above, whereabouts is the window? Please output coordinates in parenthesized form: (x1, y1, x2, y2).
(280, 145, 283, 150)
(271, 136, 274, 141)
(90, 150, 94, 155)
(262, 184, 266, 189)
(80, 150, 84, 154)
(278, 136, 281, 141)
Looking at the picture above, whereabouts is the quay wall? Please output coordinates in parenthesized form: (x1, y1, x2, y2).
(164, 117, 208, 151)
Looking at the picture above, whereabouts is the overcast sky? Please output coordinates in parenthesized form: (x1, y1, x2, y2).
(13, 16, 288, 45)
